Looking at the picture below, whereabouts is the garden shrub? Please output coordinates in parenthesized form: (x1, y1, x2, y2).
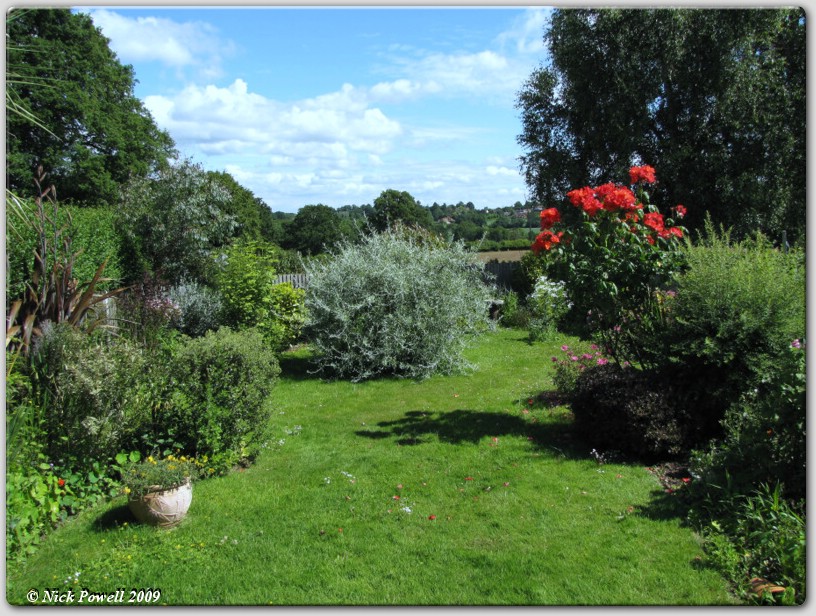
(259, 282, 306, 351)
(216, 239, 305, 350)
(689, 339, 806, 504)
(550, 342, 609, 400)
(498, 290, 530, 329)
(164, 327, 280, 469)
(656, 222, 805, 436)
(570, 363, 699, 460)
(167, 281, 225, 337)
(304, 226, 492, 381)
(533, 165, 688, 366)
(30, 323, 150, 465)
(700, 483, 805, 605)
(527, 276, 571, 341)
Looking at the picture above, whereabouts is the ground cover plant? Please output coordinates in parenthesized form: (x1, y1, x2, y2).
(5, 330, 736, 606)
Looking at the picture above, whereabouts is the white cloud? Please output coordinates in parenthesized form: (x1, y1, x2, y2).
(496, 7, 551, 56)
(486, 165, 518, 177)
(87, 9, 235, 79)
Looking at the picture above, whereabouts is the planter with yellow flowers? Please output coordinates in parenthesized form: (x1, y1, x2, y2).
(122, 456, 197, 527)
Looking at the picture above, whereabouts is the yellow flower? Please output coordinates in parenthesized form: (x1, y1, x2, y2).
(123, 487, 131, 495)
(147, 455, 155, 463)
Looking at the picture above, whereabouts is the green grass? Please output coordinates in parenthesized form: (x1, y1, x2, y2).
(6, 329, 736, 605)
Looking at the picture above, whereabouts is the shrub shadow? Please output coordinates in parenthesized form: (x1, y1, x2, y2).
(355, 408, 586, 460)
(277, 352, 318, 382)
(92, 504, 137, 531)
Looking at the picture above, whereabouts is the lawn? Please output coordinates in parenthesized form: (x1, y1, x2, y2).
(5, 329, 737, 605)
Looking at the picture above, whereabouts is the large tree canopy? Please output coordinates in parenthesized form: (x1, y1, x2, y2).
(516, 8, 805, 242)
(6, 8, 176, 204)
(370, 189, 433, 232)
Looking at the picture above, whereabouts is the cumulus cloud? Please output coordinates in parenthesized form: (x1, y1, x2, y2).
(144, 79, 402, 165)
(87, 8, 234, 79)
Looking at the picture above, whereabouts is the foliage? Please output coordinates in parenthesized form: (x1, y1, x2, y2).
(689, 340, 806, 504)
(526, 276, 571, 342)
(6, 8, 176, 204)
(497, 290, 530, 329)
(30, 323, 149, 465)
(5, 171, 124, 356)
(550, 342, 609, 401)
(571, 363, 699, 460)
(699, 484, 805, 605)
(206, 170, 267, 241)
(166, 281, 225, 338)
(121, 454, 198, 498)
(259, 282, 307, 352)
(284, 204, 346, 256)
(164, 327, 281, 469)
(370, 189, 434, 232)
(531, 166, 687, 366)
(304, 226, 492, 381)
(7, 196, 123, 304)
(118, 158, 237, 286)
(216, 238, 278, 328)
(654, 221, 805, 435)
(516, 8, 805, 242)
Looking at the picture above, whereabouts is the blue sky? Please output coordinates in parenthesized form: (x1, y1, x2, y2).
(79, 6, 552, 213)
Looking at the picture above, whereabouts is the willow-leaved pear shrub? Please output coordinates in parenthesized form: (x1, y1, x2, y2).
(304, 226, 493, 381)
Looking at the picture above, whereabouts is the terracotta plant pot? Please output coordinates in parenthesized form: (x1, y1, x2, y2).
(128, 479, 193, 527)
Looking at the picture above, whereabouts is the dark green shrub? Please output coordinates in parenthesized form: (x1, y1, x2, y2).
(304, 226, 492, 381)
(164, 327, 280, 469)
(655, 223, 804, 433)
(498, 290, 530, 329)
(571, 363, 699, 460)
(689, 340, 806, 503)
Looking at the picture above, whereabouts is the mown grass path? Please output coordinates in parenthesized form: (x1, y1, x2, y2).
(6, 329, 736, 605)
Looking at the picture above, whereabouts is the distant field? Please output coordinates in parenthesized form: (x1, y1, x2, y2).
(475, 249, 527, 263)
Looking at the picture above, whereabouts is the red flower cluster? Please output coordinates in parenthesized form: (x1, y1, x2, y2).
(58, 478, 65, 487)
(531, 230, 564, 254)
(539, 207, 561, 229)
(567, 183, 638, 216)
(629, 165, 657, 184)
(531, 165, 686, 253)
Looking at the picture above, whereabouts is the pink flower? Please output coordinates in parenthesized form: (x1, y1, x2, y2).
(791, 339, 802, 348)
(570, 355, 579, 362)
(561, 345, 570, 352)
(597, 357, 609, 366)
(682, 477, 691, 484)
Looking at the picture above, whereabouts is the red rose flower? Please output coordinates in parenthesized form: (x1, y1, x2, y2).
(673, 204, 687, 218)
(643, 212, 665, 233)
(539, 207, 561, 229)
(629, 165, 656, 184)
(531, 230, 564, 254)
(58, 478, 65, 487)
(567, 186, 603, 216)
(595, 183, 637, 212)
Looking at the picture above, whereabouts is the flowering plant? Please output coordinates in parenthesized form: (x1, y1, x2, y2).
(531, 165, 687, 366)
(527, 275, 572, 341)
(122, 455, 198, 498)
(551, 343, 612, 400)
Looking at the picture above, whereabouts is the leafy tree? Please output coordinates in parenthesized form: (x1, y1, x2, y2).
(516, 8, 805, 242)
(370, 189, 433, 232)
(284, 204, 345, 256)
(206, 171, 265, 241)
(6, 8, 176, 205)
(118, 159, 237, 285)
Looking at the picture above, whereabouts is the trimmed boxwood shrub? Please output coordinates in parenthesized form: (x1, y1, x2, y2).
(570, 363, 700, 460)
(304, 226, 493, 381)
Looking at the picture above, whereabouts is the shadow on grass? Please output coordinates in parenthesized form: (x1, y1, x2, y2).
(635, 490, 694, 523)
(92, 504, 137, 531)
(355, 407, 586, 460)
(277, 351, 318, 382)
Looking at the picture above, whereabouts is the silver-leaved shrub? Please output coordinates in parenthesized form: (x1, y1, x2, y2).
(304, 226, 493, 381)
